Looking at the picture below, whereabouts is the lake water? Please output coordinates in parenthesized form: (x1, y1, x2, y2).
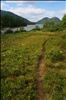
(24, 24, 43, 31)
(1, 24, 43, 34)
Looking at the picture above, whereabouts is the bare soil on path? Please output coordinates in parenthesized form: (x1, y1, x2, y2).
(36, 41, 47, 100)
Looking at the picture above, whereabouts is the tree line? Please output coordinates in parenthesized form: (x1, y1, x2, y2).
(1, 14, 66, 32)
(1, 14, 27, 28)
(33, 14, 66, 32)
(43, 14, 66, 32)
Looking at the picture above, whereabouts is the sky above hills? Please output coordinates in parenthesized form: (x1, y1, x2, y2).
(1, 0, 66, 22)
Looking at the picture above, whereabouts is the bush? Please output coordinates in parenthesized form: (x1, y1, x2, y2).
(32, 26, 40, 31)
(13, 69, 22, 76)
(20, 30, 26, 32)
(62, 14, 66, 28)
(54, 22, 63, 31)
(43, 70, 66, 100)
(4, 29, 13, 34)
(14, 30, 20, 33)
(14, 28, 26, 33)
(43, 21, 63, 32)
(20, 27, 26, 32)
(43, 21, 55, 32)
(47, 48, 64, 62)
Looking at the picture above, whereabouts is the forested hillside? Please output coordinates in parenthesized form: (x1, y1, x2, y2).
(1, 10, 35, 28)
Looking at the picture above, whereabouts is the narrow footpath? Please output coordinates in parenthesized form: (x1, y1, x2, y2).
(37, 40, 46, 100)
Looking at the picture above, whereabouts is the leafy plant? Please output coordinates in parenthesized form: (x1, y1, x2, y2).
(32, 26, 40, 31)
(4, 29, 13, 34)
(62, 14, 66, 29)
(47, 48, 64, 62)
(20, 27, 26, 32)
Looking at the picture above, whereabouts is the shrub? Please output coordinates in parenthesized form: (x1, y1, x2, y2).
(54, 22, 63, 31)
(20, 27, 26, 32)
(62, 14, 66, 28)
(47, 48, 64, 62)
(32, 26, 40, 31)
(43, 21, 55, 32)
(43, 70, 66, 100)
(4, 29, 13, 34)
(43, 21, 63, 32)
(14, 30, 20, 33)
(13, 69, 22, 76)
(1, 67, 10, 78)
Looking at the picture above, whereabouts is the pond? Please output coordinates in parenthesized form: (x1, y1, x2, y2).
(1, 24, 43, 34)
(24, 24, 43, 31)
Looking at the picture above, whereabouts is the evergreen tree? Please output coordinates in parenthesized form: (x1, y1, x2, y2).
(1, 14, 27, 28)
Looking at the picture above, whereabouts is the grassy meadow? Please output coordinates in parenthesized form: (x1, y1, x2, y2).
(1, 30, 66, 100)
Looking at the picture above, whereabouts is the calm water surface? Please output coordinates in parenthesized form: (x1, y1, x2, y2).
(1, 24, 43, 34)
(24, 24, 43, 31)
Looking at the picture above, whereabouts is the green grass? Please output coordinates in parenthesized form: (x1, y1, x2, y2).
(43, 31, 66, 100)
(1, 31, 66, 100)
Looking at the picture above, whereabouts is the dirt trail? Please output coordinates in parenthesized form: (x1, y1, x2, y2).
(36, 40, 46, 100)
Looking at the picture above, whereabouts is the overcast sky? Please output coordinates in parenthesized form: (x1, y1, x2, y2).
(1, 0, 66, 22)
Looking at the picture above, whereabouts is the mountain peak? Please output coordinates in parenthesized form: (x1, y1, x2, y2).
(37, 17, 61, 24)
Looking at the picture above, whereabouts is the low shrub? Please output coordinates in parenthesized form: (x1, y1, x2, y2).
(43, 70, 66, 100)
(20, 27, 26, 32)
(43, 21, 63, 32)
(4, 29, 13, 34)
(20, 30, 26, 32)
(47, 48, 64, 62)
(13, 69, 22, 76)
(14, 30, 20, 33)
(32, 26, 40, 31)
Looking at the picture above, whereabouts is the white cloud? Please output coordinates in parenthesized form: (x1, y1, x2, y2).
(7, 5, 65, 21)
(8, 5, 46, 21)
(1, 2, 10, 10)
(46, 11, 55, 17)
(59, 10, 66, 14)
(1, 1, 65, 21)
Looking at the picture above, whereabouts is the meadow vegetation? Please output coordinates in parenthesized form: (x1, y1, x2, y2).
(1, 30, 66, 100)
(1, 14, 66, 100)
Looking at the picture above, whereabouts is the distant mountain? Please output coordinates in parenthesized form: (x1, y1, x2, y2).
(37, 17, 61, 24)
(1, 10, 35, 28)
(50, 17, 61, 22)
